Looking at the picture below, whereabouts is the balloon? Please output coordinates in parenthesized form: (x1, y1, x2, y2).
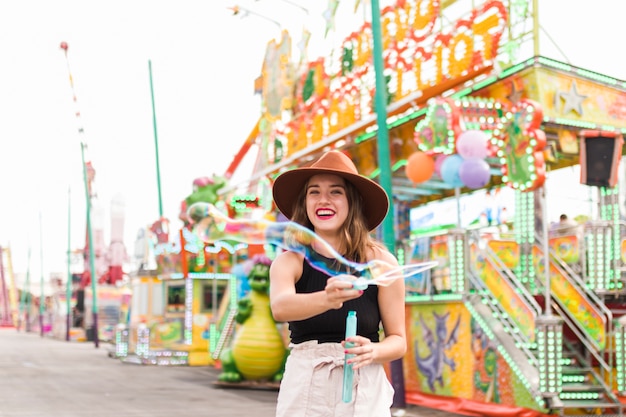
(459, 158, 491, 189)
(440, 154, 464, 188)
(434, 154, 448, 177)
(457, 130, 489, 159)
(405, 152, 435, 183)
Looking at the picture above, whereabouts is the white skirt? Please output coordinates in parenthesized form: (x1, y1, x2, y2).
(276, 341, 394, 417)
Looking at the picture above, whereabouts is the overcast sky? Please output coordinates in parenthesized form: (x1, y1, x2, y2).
(1, 0, 625, 280)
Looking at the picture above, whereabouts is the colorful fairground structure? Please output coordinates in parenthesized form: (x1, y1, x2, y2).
(114, 0, 626, 416)
(116, 175, 288, 371)
(7, 201, 131, 344)
(0, 246, 19, 329)
(1, 194, 130, 345)
(0, 244, 62, 336)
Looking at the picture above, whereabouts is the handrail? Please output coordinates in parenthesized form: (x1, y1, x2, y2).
(467, 230, 542, 343)
(466, 270, 538, 364)
(536, 237, 613, 352)
(211, 308, 237, 360)
(536, 235, 614, 388)
(550, 245, 613, 331)
(482, 242, 543, 316)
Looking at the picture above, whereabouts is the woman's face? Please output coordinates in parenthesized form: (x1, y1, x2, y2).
(305, 173, 349, 234)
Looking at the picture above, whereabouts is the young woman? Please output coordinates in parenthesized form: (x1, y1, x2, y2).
(270, 150, 406, 416)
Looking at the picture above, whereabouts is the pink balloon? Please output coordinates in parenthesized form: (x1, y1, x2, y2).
(434, 154, 448, 177)
(457, 130, 489, 159)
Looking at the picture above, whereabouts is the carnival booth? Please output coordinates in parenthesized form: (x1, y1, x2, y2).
(219, 0, 626, 415)
(119, 224, 238, 366)
(119, 183, 287, 368)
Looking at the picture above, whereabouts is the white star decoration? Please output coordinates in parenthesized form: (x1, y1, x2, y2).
(558, 80, 587, 116)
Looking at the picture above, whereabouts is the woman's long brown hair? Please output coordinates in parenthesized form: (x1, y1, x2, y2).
(289, 178, 382, 263)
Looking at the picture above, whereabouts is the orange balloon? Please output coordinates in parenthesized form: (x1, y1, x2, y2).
(405, 152, 435, 183)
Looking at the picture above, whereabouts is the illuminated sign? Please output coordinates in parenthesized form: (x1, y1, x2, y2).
(266, 0, 508, 157)
(413, 96, 546, 191)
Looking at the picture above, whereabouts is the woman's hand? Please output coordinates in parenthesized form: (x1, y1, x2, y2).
(343, 335, 376, 370)
(324, 275, 363, 309)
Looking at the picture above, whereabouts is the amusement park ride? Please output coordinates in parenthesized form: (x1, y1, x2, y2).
(107, 1, 626, 416)
(58, 41, 129, 344)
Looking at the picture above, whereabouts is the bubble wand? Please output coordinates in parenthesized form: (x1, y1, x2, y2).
(342, 310, 357, 403)
(188, 202, 437, 288)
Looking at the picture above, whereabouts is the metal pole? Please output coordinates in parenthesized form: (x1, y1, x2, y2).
(370, 0, 405, 408)
(148, 60, 164, 218)
(18, 247, 31, 332)
(38, 212, 45, 337)
(532, 0, 539, 56)
(541, 185, 551, 315)
(66, 187, 72, 341)
(455, 187, 461, 227)
(25, 248, 31, 332)
(81, 143, 99, 348)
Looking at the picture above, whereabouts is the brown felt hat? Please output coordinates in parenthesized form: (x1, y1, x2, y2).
(272, 150, 389, 231)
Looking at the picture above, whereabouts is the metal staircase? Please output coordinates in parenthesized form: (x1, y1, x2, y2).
(467, 232, 624, 415)
(211, 307, 238, 360)
(535, 237, 622, 415)
(549, 332, 622, 416)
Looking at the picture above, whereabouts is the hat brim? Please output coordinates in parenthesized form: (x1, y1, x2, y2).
(272, 167, 389, 231)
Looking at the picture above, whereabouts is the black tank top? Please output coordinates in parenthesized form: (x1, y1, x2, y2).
(289, 251, 381, 344)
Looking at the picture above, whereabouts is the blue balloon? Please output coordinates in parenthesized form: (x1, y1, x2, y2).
(440, 154, 464, 188)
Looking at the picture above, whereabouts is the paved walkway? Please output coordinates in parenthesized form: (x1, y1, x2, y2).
(0, 328, 468, 416)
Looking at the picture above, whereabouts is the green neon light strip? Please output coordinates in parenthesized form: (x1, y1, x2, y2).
(464, 302, 543, 406)
(499, 62, 528, 78)
(538, 56, 622, 85)
(355, 130, 377, 143)
(472, 76, 498, 91)
(355, 55, 626, 151)
(355, 108, 427, 145)
(405, 293, 463, 303)
(369, 159, 408, 179)
(537, 57, 571, 72)
(451, 87, 473, 98)
(392, 159, 407, 170)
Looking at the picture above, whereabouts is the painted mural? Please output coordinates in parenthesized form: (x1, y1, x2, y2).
(404, 302, 543, 412)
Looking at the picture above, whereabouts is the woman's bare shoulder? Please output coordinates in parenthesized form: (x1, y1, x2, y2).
(270, 251, 305, 284)
(367, 243, 398, 265)
(271, 250, 305, 269)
